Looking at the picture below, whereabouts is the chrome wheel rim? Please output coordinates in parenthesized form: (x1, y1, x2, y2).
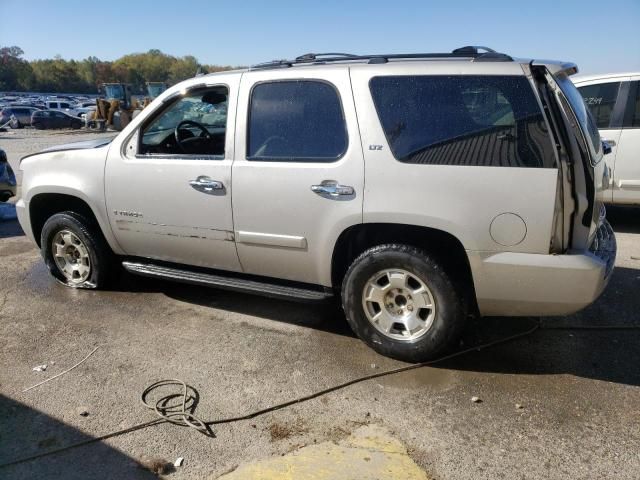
(361, 268, 436, 341)
(52, 230, 91, 284)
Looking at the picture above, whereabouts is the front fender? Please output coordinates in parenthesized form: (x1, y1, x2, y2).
(20, 148, 125, 255)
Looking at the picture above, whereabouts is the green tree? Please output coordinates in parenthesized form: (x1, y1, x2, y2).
(0, 46, 238, 93)
(168, 55, 200, 84)
(0, 46, 35, 91)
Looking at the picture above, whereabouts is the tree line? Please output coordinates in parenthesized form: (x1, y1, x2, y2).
(0, 46, 237, 94)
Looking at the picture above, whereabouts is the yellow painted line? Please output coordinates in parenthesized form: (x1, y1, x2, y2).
(217, 425, 430, 480)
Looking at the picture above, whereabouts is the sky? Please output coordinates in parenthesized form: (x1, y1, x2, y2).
(1, 0, 639, 75)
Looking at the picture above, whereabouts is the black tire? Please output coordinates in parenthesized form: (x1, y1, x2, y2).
(10, 120, 21, 129)
(341, 244, 467, 362)
(40, 211, 114, 289)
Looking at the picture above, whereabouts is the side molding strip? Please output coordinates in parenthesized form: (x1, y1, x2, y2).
(236, 231, 308, 249)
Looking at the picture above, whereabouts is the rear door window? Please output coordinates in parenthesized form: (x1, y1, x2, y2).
(369, 75, 556, 168)
(576, 82, 621, 128)
(247, 80, 347, 162)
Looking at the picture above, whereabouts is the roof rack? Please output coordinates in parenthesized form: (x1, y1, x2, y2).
(250, 46, 512, 70)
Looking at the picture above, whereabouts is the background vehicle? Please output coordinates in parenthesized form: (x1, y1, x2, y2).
(45, 100, 81, 117)
(31, 110, 83, 129)
(16, 47, 616, 362)
(0, 106, 40, 128)
(574, 73, 640, 205)
(0, 148, 17, 202)
(91, 83, 140, 130)
(145, 82, 167, 100)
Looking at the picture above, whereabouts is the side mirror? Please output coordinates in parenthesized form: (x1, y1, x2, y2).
(602, 140, 612, 155)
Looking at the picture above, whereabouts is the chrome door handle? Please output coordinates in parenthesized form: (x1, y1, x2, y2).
(311, 180, 355, 197)
(602, 139, 616, 146)
(189, 176, 224, 194)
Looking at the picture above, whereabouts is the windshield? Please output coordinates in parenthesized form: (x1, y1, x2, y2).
(147, 83, 166, 99)
(554, 72, 602, 163)
(104, 84, 125, 101)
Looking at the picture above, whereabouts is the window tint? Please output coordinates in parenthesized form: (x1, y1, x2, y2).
(577, 82, 621, 128)
(370, 75, 556, 168)
(139, 86, 228, 156)
(248, 80, 347, 162)
(60, 102, 70, 108)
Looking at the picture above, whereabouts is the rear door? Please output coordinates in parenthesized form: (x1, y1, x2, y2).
(231, 67, 364, 286)
(613, 78, 640, 205)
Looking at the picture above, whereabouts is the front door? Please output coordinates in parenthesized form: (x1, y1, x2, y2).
(613, 78, 640, 205)
(52, 111, 65, 128)
(105, 76, 242, 271)
(576, 76, 631, 204)
(231, 68, 364, 286)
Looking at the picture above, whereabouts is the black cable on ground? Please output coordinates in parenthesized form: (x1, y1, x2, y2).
(2, 320, 639, 469)
(540, 325, 640, 330)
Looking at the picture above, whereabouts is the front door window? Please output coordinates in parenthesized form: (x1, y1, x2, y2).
(139, 87, 228, 157)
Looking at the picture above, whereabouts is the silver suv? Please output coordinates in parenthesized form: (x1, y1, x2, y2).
(16, 47, 616, 362)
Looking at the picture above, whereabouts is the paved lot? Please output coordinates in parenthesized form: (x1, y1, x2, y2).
(0, 130, 639, 479)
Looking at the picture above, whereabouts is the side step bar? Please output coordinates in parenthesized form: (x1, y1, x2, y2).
(122, 261, 333, 302)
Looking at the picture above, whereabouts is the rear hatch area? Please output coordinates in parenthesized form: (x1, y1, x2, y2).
(531, 62, 610, 258)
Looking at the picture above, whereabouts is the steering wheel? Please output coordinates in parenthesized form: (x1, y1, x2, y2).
(174, 120, 211, 153)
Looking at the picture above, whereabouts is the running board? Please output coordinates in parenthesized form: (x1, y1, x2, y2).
(121, 261, 333, 302)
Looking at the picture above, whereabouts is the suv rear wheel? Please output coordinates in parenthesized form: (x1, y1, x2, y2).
(341, 244, 467, 362)
(41, 212, 113, 289)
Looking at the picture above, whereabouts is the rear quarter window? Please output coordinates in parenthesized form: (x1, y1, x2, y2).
(369, 75, 557, 168)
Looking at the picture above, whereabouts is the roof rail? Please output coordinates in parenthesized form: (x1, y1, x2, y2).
(250, 46, 512, 70)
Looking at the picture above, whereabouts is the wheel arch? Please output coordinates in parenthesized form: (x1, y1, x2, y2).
(29, 192, 117, 251)
(331, 223, 478, 311)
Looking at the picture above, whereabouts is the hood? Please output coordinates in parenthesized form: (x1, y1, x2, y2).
(40, 136, 115, 153)
(20, 135, 116, 162)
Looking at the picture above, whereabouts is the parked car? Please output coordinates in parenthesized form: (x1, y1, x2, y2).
(0, 106, 40, 128)
(0, 148, 17, 202)
(45, 100, 81, 117)
(76, 101, 97, 108)
(573, 73, 640, 205)
(16, 47, 616, 362)
(31, 110, 83, 129)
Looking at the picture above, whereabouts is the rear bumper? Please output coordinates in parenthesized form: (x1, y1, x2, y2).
(470, 221, 616, 316)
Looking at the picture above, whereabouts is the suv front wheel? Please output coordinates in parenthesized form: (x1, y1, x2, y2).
(41, 212, 113, 289)
(342, 244, 467, 362)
